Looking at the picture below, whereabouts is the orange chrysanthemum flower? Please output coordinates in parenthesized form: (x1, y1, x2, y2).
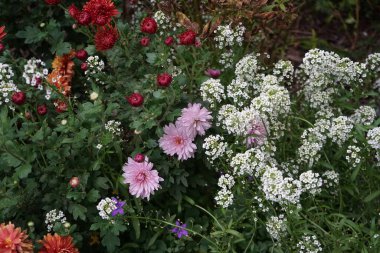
(0, 26, 7, 41)
(83, 0, 119, 26)
(38, 234, 79, 253)
(0, 222, 34, 253)
(47, 51, 75, 96)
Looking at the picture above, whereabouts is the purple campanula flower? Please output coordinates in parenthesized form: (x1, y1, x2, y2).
(111, 197, 126, 217)
(171, 220, 189, 238)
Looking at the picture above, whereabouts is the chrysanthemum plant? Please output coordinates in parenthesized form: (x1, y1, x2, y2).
(0, 0, 380, 252)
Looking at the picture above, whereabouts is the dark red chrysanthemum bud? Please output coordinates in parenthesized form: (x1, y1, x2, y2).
(77, 11, 92, 26)
(68, 4, 80, 19)
(157, 73, 172, 87)
(140, 37, 150, 47)
(45, 0, 61, 5)
(179, 30, 197, 45)
(69, 177, 80, 188)
(37, 104, 48, 116)
(127, 93, 144, 107)
(12, 92, 26, 105)
(134, 153, 145, 163)
(80, 62, 88, 71)
(25, 111, 32, 120)
(205, 69, 222, 79)
(76, 49, 88, 60)
(164, 36, 174, 46)
(0, 43, 5, 53)
(140, 17, 158, 34)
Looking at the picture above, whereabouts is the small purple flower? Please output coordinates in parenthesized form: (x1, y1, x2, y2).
(205, 69, 221, 79)
(171, 220, 188, 238)
(111, 197, 126, 217)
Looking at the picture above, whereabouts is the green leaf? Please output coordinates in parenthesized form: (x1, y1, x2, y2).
(95, 177, 109, 189)
(87, 189, 101, 203)
(0, 197, 18, 210)
(225, 229, 244, 239)
(147, 231, 162, 249)
(51, 41, 71, 56)
(363, 190, 380, 203)
(131, 217, 141, 239)
(15, 163, 32, 179)
(16, 26, 47, 44)
(102, 232, 120, 252)
(68, 203, 87, 220)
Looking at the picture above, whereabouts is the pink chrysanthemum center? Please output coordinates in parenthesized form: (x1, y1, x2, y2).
(174, 136, 184, 145)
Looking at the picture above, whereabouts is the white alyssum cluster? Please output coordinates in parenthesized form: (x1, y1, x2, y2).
(273, 60, 294, 82)
(299, 170, 323, 195)
(261, 165, 302, 205)
(203, 135, 228, 163)
(45, 209, 67, 232)
(153, 11, 172, 36)
(350, 105, 376, 126)
(266, 214, 287, 240)
(226, 78, 251, 106)
(200, 78, 225, 108)
(298, 49, 365, 110)
(105, 120, 122, 136)
(365, 53, 380, 73)
(328, 116, 353, 146)
(297, 119, 331, 167)
(235, 53, 262, 84)
(23, 58, 48, 90)
(215, 174, 235, 208)
(0, 63, 18, 106)
(230, 147, 269, 176)
(219, 49, 234, 69)
(97, 197, 117, 220)
(367, 127, 380, 149)
(346, 144, 361, 168)
(296, 234, 323, 253)
(322, 170, 339, 188)
(214, 23, 246, 49)
(85, 56, 105, 81)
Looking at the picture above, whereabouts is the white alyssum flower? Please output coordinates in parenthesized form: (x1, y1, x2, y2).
(273, 59, 294, 82)
(214, 23, 246, 49)
(0, 63, 18, 106)
(45, 209, 66, 232)
(350, 105, 376, 126)
(346, 144, 361, 168)
(90, 91, 99, 100)
(97, 197, 117, 220)
(215, 188, 234, 208)
(296, 234, 323, 253)
(203, 135, 228, 163)
(153, 11, 172, 36)
(299, 170, 323, 195)
(22, 58, 48, 91)
(328, 116, 353, 146)
(217, 174, 235, 189)
(200, 78, 225, 108)
(322, 170, 339, 188)
(367, 127, 380, 149)
(266, 214, 287, 240)
(105, 120, 122, 136)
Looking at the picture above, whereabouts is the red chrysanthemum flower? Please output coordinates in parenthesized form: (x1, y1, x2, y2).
(54, 100, 68, 113)
(0, 26, 7, 41)
(38, 234, 79, 253)
(75, 49, 88, 60)
(37, 104, 48, 116)
(179, 30, 197, 45)
(140, 17, 158, 34)
(45, 0, 61, 5)
(157, 73, 172, 87)
(77, 11, 92, 26)
(68, 4, 80, 19)
(12, 92, 26, 105)
(83, 0, 119, 26)
(140, 37, 150, 47)
(0, 222, 34, 253)
(127, 93, 144, 107)
(94, 25, 118, 51)
(164, 36, 174, 46)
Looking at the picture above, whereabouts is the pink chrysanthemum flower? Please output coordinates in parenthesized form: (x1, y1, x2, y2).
(159, 123, 197, 160)
(122, 158, 163, 200)
(246, 116, 267, 147)
(177, 103, 213, 139)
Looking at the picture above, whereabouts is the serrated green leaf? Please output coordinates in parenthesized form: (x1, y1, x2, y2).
(15, 163, 32, 179)
(102, 232, 120, 252)
(68, 203, 87, 220)
(87, 189, 101, 203)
